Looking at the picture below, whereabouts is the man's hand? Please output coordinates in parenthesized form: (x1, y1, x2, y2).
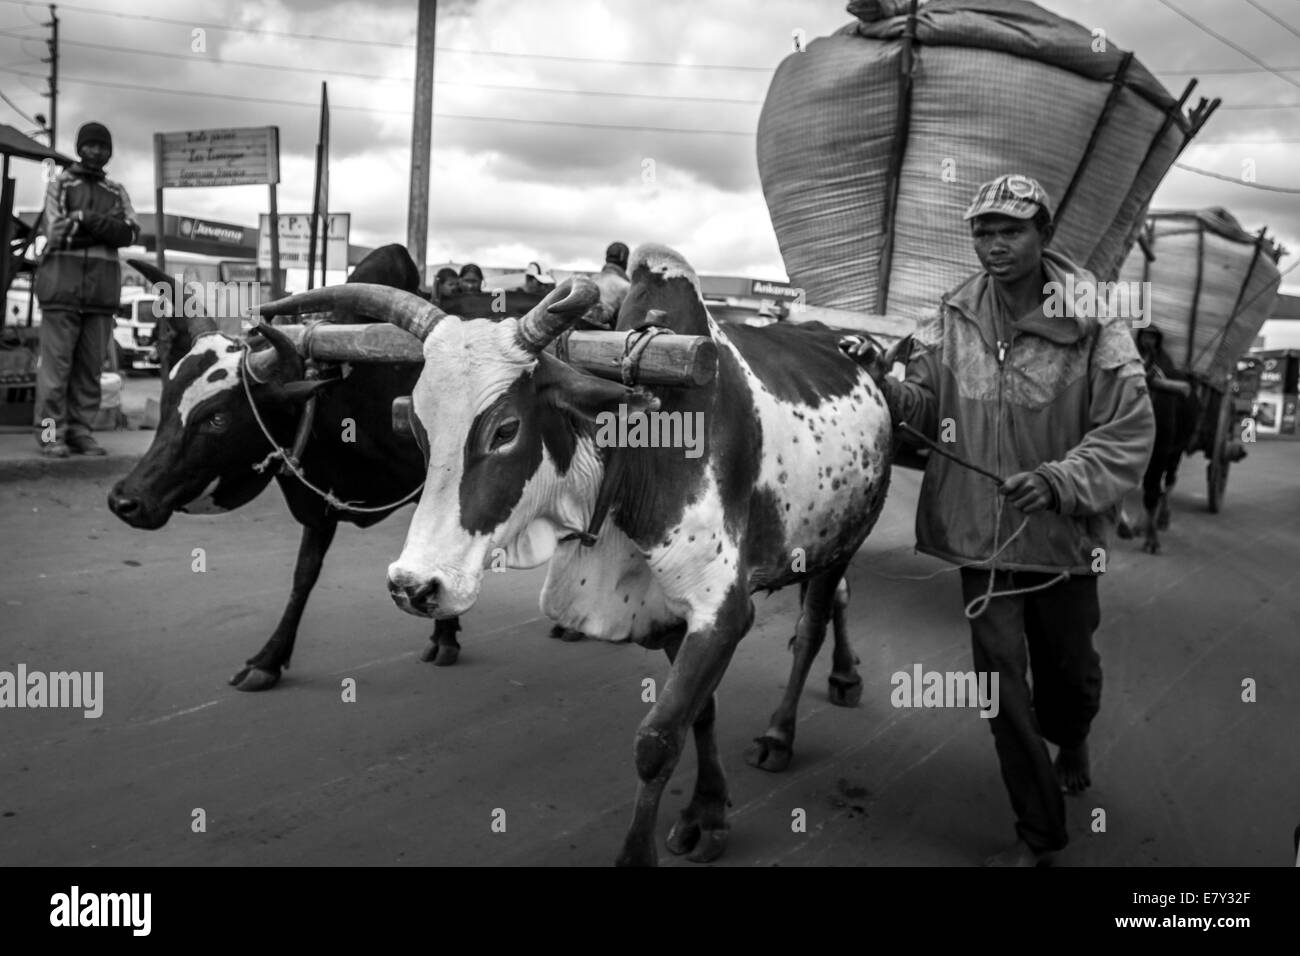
(999, 472, 1055, 513)
(838, 334, 890, 388)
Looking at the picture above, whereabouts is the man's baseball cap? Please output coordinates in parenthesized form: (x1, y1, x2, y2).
(526, 261, 554, 284)
(963, 173, 1052, 222)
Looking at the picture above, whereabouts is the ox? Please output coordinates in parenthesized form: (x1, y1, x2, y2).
(260, 244, 894, 866)
(108, 246, 466, 688)
(1117, 327, 1200, 553)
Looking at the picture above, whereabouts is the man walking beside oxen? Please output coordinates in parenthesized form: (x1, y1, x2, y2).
(843, 174, 1155, 866)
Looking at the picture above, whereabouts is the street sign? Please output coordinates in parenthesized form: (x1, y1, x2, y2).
(257, 213, 349, 270)
(157, 127, 280, 188)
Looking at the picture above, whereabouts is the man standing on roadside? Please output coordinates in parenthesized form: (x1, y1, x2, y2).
(842, 174, 1154, 866)
(33, 121, 139, 458)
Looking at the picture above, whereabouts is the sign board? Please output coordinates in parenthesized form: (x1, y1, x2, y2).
(257, 213, 349, 270)
(219, 261, 260, 283)
(749, 279, 804, 302)
(157, 127, 279, 188)
(176, 216, 250, 247)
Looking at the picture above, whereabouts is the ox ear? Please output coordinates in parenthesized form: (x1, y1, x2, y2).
(263, 378, 335, 406)
(533, 352, 658, 423)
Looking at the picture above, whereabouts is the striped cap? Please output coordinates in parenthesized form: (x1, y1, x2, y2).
(963, 174, 1052, 222)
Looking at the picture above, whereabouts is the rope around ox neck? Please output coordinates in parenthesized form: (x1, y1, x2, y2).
(240, 344, 425, 515)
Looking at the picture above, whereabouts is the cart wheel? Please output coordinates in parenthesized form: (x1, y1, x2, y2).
(1206, 386, 1233, 513)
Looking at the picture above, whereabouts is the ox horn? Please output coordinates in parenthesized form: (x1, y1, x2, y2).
(127, 258, 218, 340)
(245, 321, 304, 383)
(514, 277, 602, 353)
(254, 284, 447, 342)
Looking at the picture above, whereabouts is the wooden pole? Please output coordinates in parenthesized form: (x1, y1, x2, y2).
(268, 183, 281, 300)
(407, 0, 437, 281)
(152, 132, 172, 374)
(265, 323, 718, 388)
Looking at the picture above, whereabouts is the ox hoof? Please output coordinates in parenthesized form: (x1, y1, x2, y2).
(420, 642, 460, 666)
(229, 665, 282, 692)
(1141, 540, 1160, 555)
(614, 845, 657, 868)
(666, 815, 730, 863)
(1116, 522, 1134, 540)
(744, 735, 793, 773)
(548, 625, 586, 643)
(828, 673, 863, 708)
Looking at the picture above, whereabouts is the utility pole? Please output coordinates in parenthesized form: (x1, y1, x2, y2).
(43, 5, 58, 149)
(407, 0, 436, 282)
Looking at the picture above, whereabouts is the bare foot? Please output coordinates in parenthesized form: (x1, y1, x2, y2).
(1056, 741, 1091, 793)
(983, 839, 1055, 867)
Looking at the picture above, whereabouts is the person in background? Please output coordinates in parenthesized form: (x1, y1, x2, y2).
(841, 173, 1154, 867)
(524, 261, 556, 296)
(433, 267, 460, 302)
(586, 240, 630, 330)
(458, 262, 484, 295)
(33, 121, 139, 458)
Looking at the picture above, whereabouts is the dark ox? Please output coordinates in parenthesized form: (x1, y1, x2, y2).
(1118, 326, 1200, 554)
(260, 243, 894, 866)
(107, 245, 465, 689)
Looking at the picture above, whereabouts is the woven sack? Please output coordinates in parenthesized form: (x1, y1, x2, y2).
(1118, 208, 1283, 382)
(758, 0, 1213, 318)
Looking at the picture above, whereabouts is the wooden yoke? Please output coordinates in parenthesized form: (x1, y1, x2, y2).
(266, 320, 718, 388)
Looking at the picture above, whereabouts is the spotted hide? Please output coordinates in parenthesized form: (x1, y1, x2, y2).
(260, 243, 894, 866)
(108, 246, 465, 689)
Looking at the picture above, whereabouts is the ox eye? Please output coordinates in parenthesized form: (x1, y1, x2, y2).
(490, 418, 520, 451)
(204, 412, 230, 432)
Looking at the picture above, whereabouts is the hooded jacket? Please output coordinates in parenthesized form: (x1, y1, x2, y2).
(882, 250, 1156, 573)
(35, 163, 139, 313)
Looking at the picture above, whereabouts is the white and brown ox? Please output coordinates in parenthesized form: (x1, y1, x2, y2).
(259, 244, 894, 866)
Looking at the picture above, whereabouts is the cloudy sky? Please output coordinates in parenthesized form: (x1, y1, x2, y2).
(1, 0, 1297, 290)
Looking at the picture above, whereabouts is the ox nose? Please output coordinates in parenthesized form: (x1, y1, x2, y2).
(108, 491, 141, 519)
(388, 573, 440, 614)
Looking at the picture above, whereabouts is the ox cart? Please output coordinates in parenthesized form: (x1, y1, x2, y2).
(1119, 209, 1285, 513)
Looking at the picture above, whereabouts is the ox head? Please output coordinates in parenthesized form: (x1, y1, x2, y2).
(256, 270, 659, 618)
(106, 262, 345, 528)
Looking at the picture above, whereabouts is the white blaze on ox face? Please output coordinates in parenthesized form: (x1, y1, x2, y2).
(172, 335, 244, 427)
(388, 317, 576, 618)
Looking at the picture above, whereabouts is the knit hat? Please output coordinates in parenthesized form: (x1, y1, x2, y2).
(605, 241, 629, 267)
(76, 121, 113, 153)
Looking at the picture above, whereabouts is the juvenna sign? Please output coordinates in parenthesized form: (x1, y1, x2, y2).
(157, 127, 280, 187)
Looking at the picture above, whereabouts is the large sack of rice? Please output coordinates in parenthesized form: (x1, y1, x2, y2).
(1118, 208, 1283, 382)
(757, 0, 1216, 318)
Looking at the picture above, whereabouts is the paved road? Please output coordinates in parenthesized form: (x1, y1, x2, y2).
(1, 441, 1296, 866)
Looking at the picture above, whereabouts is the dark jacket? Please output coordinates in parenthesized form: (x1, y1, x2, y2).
(883, 251, 1156, 573)
(35, 164, 139, 313)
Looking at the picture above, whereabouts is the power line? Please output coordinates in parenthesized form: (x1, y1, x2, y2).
(1243, 0, 1300, 40)
(0, 0, 774, 71)
(0, 85, 39, 124)
(1174, 161, 1300, 194)
(1153, 65, 1300, 75)
(0, 33, 765, 105)
(0, 67, 754, 136)
(1154, 0, 1300, 92)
